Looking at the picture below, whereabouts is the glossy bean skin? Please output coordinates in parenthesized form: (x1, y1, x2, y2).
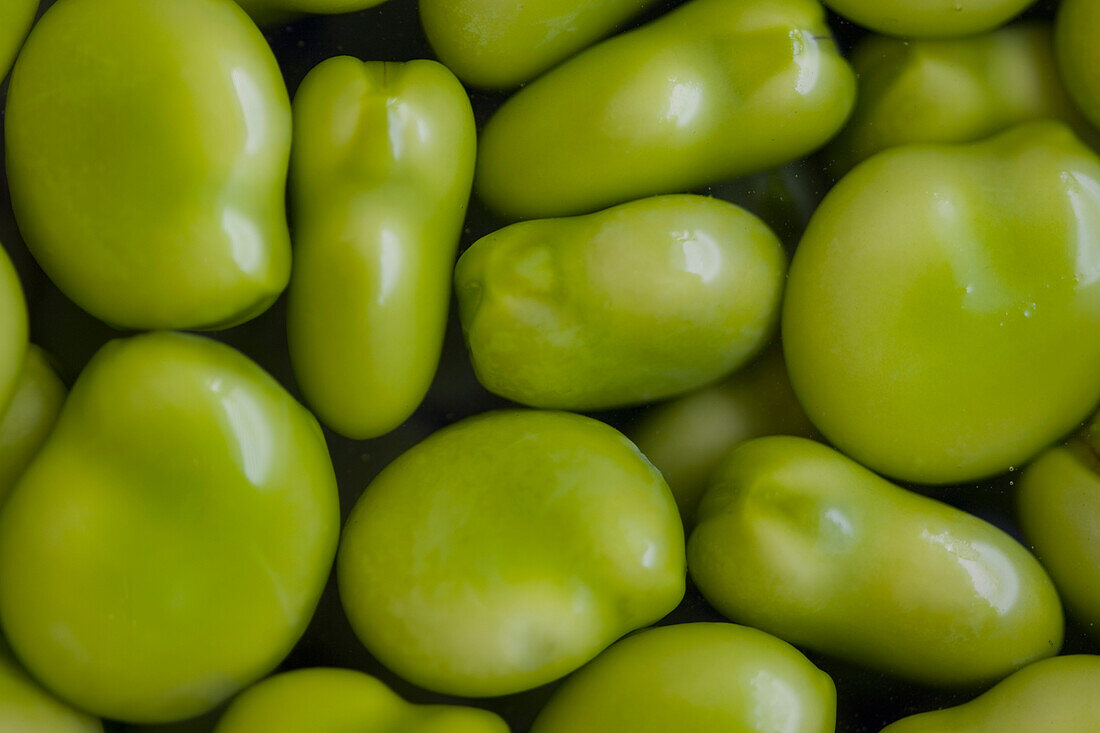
(1018, 413, 1100, 635)
(0, 246, 27, 418)
(337, 410, 685, 697)
(0, 333, 339, 723)
(419, 0, 656, 89)
(5, 0, 291, 330)
(689, 436, 1064, 686)
(214, 668, 509, 733)
(455, 195, 786, 410)
(784, 122, 1100, 485)
(0, 345, 65, 505)
(1057, 0, 1100, 130)
(0, 638, 101, 733)
(476, 0, 855, 219)
(830, 24, 1093, 174)
(630, 345, 815, 526)
(530, 623, 836, 733)
(881, 656, 1100, 732)
(287, 58, 476, 439)
(0, 0, 37, 80)
(822, 0, 1036, 38)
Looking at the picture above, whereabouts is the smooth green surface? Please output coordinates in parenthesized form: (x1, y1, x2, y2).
(689, 437, 1063, 686)
(1057, 0, 1100, 131)
(419, 0, 656, 89)
(476, 0, 855, 219)
(0, 333, 339, 723)
(0, 245, 27, 419)
(830, 24, 1093, 174)
(881, 656, 1100, 732)
(0, 638, 101, 733)
(288, 57, 475, 440)
(337, 410, 685, 697)
(214, 668, 509, 733)
(631, 346, 815, 526)
(1018, 413, 1100, 636)
(5, 0, 291, 330)
(822, 0, 1036, 38)
(234, 0, 387, 25)
(455, 195, 786, 410)
(530, 623, 836, 733)
(0, 0, 37, 80)
(784, 122, 1100, 485)
(0, 345, 65, 506)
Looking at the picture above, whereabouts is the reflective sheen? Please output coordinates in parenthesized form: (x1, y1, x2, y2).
(455, 195, 787, 410)
(784, 122, 1100, 484)
(1064, 170, 1100, 287)
(375, 228, 403, 303)
(287, 57, 476, 440)
(920, 531, 1020, 615)
(750, 671, 804, 733)
(222, 207, 266, 276)
(0, 333, 339, 723)
(530, 623, 835, 733)
(337, 410, 685, 697)
(232, 66, 269, 155)
(475, 0, 855, 219)
(665, 80, 703, 126)
(689, 437, 1063, 686)
(678, 230, 721, 284)
(791, 30, 821, 95)
(5, 0, 291, 330)
(212, 380, 274, 487)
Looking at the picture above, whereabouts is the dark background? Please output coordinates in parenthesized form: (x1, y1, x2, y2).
(0, 0, 1089, 730)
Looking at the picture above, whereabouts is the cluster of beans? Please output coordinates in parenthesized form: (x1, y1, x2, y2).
(1, 0, 1098, 731)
